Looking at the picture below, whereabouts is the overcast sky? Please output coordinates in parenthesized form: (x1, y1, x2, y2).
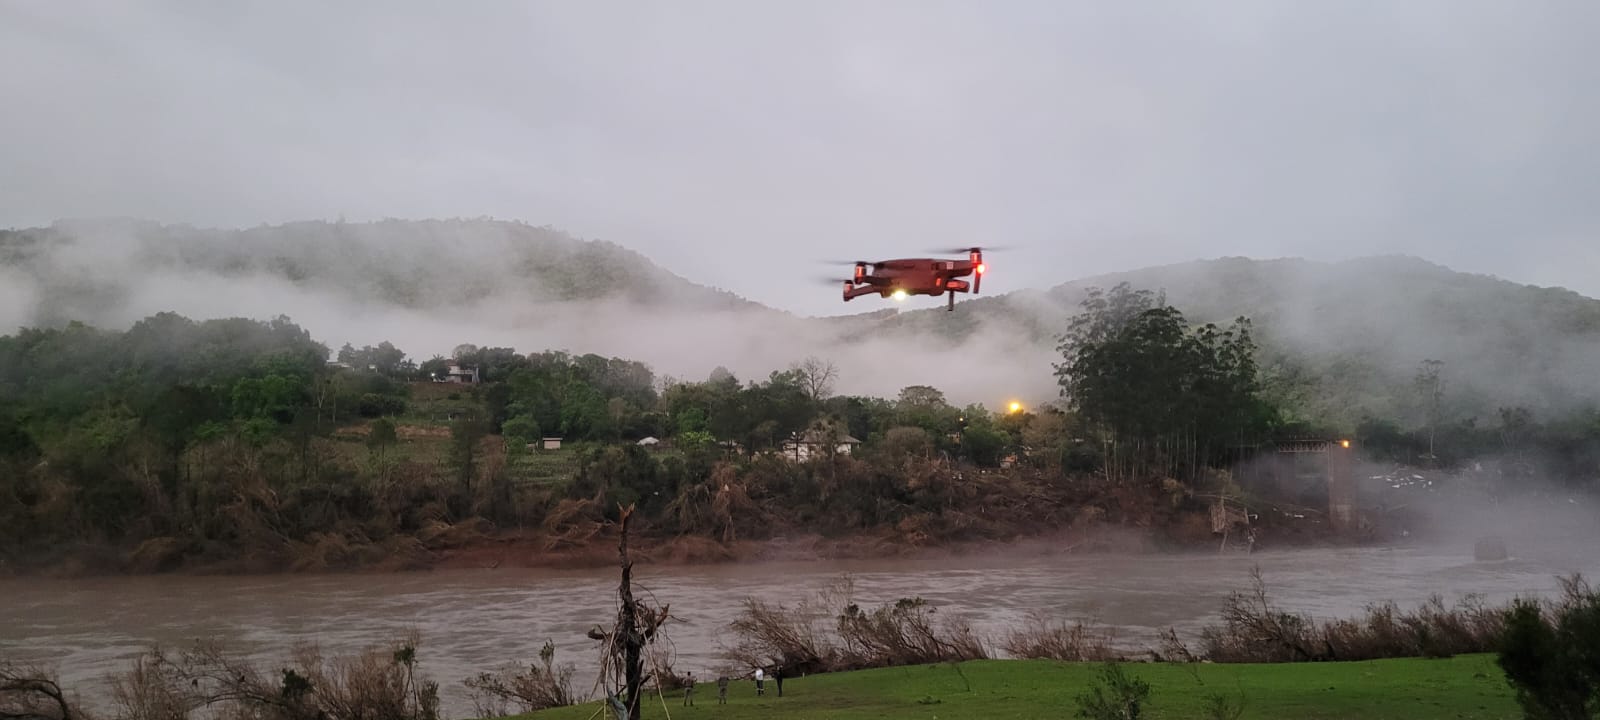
(2, 1, 1596, 317)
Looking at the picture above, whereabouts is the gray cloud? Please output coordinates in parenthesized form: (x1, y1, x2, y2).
(2, 1, 1597, 317)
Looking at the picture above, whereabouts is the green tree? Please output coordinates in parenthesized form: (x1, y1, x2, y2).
(367, 417, 398, 460)
(449, 416, 488, 502)
(1055, 286, 1274, 484)
(503, 415, 540, 460)
(962, 426, 1008, 467)
(1414, 358, 1446, 464)
(418, 354, 450, 380)
(881, 426, 933, 460)
(1496, 579, 1600, 720)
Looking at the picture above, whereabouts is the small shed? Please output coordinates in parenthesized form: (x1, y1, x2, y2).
(541, 437, 563, 451)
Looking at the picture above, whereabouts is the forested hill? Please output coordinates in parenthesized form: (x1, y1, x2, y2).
(0, 217, 773, 328)
(0, 218, 1054, 407)
(6, 218, 1600, 426)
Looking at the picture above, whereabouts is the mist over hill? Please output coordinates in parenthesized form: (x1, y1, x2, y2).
(881, 255, 1600, 427)
(5, 218, 1599, 423)
(0, 218, 1055, 407)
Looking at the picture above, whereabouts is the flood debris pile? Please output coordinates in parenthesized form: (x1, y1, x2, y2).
(579, 503, 675, 720)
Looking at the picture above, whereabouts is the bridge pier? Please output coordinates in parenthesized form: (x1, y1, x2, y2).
(1327, 440, 1354, 533)
(1270, 437, 1357, 534)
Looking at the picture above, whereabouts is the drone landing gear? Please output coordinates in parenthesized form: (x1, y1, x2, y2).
(947, 291, 955, 312)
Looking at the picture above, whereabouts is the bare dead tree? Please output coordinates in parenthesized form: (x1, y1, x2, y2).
(1, 662, 82, 720)
(586, 503, 671, 720)
(794, 356, 839, 404)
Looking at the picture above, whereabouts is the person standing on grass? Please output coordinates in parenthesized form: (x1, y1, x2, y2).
(717, 675, 729, 704)
(683, 672, 695, 706)
(754, 667, 765, 696)
(774, 665, 784, 697)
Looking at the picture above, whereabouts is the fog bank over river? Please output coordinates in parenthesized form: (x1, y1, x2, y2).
(5, 542, 1596, 718)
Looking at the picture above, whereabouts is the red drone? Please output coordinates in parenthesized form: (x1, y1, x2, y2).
(827, 246, 1001, 311)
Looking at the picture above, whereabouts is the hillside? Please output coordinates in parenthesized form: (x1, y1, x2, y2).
(876, 255, 1600, 427)
(6, 218, 1600, 424)
(0, 217, 772, 327)
(0, 218, 1055, 406)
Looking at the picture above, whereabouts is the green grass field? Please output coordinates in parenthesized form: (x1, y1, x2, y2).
(523, 655, 1520, 720)
(402, 381, 482, 426)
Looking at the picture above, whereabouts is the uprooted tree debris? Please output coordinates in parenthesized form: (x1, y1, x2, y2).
(584, 503, 674, 720)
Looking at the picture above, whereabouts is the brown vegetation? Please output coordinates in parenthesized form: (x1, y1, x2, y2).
(1195, 567, 1505, 662)
(1, 662, 81, 720)
(1002, 613, 1125, 662)
(94, 633, 439, 720)
(718, 576, 989, 676)
(461, 641, 577, 718)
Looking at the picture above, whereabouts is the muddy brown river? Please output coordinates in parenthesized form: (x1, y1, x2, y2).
(4, 541, 1596, 718)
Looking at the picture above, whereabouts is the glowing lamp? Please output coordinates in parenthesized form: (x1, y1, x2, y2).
(891, 289, 908, 301)
(977, 263, 987, 274)
(1008, 401, 1023, 413)
(1340, 439, 1351, 448)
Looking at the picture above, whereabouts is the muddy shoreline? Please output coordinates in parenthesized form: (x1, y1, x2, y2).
(3, 511, 1380, 580)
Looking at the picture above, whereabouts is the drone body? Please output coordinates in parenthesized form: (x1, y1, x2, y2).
(838, 247, 990, 311)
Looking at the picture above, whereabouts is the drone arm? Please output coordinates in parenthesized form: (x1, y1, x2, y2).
(843, 283, 881, 301)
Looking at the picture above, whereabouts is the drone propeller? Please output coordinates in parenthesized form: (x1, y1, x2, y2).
(816, 259, 871, 266)
(924, 245, 1016, 254)
(812, 275, 859, 286)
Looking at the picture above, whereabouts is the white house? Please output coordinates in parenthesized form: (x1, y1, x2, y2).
(541, 437, 562, 451)
(444, 361, 480, 384)
(781, 429, 861, 462)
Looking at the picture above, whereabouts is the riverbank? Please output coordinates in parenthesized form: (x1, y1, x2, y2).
(9, 545, 1582, 720)
(521, 655, 1518, 720)
(3, 503, 1384, 579)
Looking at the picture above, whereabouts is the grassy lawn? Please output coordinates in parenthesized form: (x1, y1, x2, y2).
(507, 448, 580, 488)
(402, 381, 481, 426)
(522, 655, 1520, 720)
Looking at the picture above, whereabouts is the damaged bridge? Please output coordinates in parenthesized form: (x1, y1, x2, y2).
(1268, 436, 1357, 533)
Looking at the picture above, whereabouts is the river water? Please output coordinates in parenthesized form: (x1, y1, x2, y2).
(4, 540, 1596, 718)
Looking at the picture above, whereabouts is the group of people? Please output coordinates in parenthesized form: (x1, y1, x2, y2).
(681, 665, 786, 706)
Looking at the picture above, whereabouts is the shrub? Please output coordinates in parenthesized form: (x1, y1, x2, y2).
(106, 633, 440, 720)
(1198, 566, 1504, 663)
(0, 662, 79, 720)
(463, 640, 578, 717)
(1496, 575, 1600, 720)
(1074, 663, 1151, 720)
(1002, 613, 1123, 662)
(358, 393, 406, 417)
(836, 597, 988, 668)
(720, 576, 987, 675)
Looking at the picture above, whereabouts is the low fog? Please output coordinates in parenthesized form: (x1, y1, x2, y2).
(9, 218, 1600, 417)
(0, 219, 1061, 408)
(982, 255, 1600, 424)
